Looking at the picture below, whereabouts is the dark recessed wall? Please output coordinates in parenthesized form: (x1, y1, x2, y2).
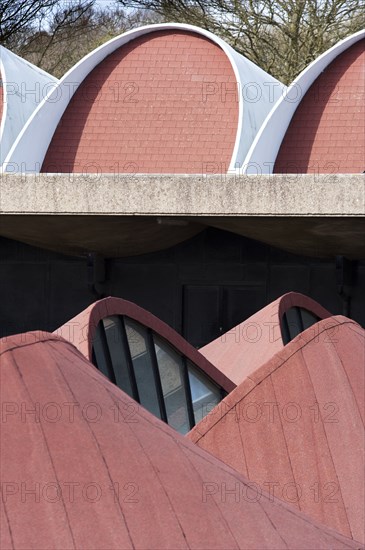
(1, 229, 364, 344)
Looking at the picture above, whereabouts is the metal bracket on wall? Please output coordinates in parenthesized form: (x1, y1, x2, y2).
(86, 252, 107, 298)
(335, 255, 353, 317)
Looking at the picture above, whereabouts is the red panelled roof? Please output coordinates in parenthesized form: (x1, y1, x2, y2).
(189, 316, 365, 543)
(1, 331, 362, 549)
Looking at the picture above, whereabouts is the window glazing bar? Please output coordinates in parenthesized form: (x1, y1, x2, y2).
(119, 316, 140, 403)
(281, 313, 291, 345)
(146, 329, 168, 423)
(95, 322, 117, 385)
(294, 307, 304, 333)
(182, 358, 196, 430)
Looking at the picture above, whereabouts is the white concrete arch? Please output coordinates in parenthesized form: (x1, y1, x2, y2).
(0, 46, 58, 166)
(2, 23, 284, 174)
(242, 29, 365, 174)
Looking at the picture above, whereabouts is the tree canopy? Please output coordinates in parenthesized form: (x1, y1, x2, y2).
(0, 1, 93, 48)
(1, 0, 363, 82)
(116, 0, 365, 83)
(0, 1, 159, 77)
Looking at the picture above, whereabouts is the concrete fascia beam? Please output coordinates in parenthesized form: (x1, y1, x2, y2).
(0, 174, 364, 217)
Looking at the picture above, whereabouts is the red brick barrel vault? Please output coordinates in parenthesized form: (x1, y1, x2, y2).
(274, 40, 364, 174)
(42, 31, 238, 174)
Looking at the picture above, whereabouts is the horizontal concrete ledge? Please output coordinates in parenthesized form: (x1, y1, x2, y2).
(0, 174, 364, 216)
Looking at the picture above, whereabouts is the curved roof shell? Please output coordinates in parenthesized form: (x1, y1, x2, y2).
(56, 296, 235, 393)
(189, 316, 365, 543)
(199, 292, 331, 385)
(2, 23, 284, 174)
(243, 30, 364, 174)
(274, 39, 364, 173)
(0, 46, 58, 167)
(1, 331, 361, 549)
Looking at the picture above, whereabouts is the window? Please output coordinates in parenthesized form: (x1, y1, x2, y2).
(281, 307, 320, 345)
(188, 362, 221, 424)
(92, 315, 224, 434)
(102, 316, 133, 397)
(125, 318, 162, 420)
(154, 336, 191, 433)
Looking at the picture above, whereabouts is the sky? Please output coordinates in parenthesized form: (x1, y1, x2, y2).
(94, 0, 120, 7)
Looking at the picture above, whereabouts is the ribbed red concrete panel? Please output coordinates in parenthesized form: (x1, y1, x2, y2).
(189, 316, 365, 543)
(56, 296, 235, 393)
(199, 292, 331, 386)
(42, 31, 238, 174)
(274, 40, 365, 173)
(1, 332, 362, 549)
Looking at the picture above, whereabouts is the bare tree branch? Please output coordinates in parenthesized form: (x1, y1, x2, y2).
(2, 0, 363, 82)
(115, 0, 364, 83)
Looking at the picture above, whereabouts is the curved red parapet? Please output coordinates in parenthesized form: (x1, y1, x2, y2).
(199, 291, 332, 385)
(56, 297, 234, 435)
(56, 296, 234, 393)
(1, 331, 362, 549)
(54, 294, 334, 433)
(188, 315, 365, 543)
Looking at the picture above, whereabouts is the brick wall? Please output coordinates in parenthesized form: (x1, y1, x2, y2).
(274, 40, 364, 174)
(42, 31, 238, 174)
